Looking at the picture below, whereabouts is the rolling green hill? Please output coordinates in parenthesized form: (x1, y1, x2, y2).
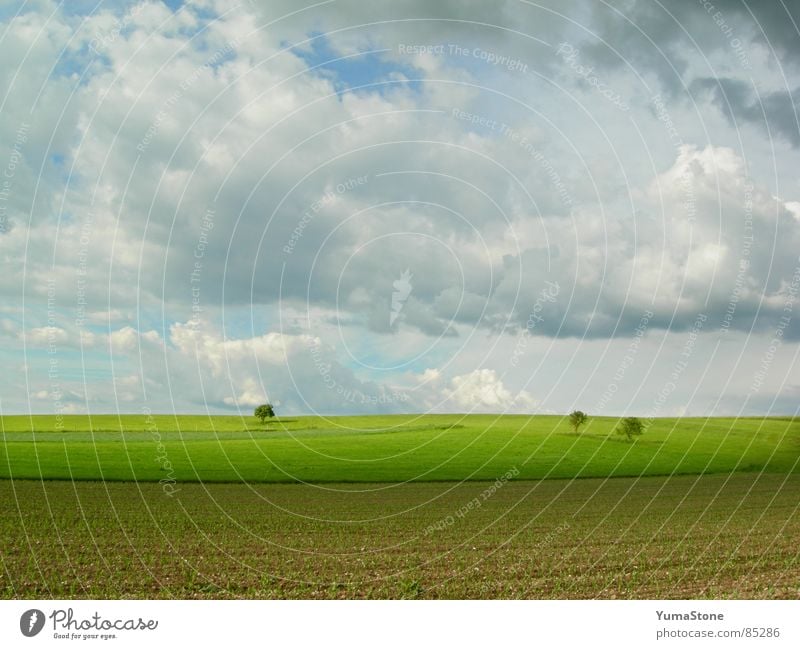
(1, 414, 797, 483)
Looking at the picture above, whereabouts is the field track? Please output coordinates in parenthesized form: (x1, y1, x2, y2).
(1, 473, 798, 599)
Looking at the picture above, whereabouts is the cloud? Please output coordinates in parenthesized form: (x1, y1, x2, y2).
(2, 0, 800, 416)
(442, 368, 536, 412)
(4, 0, 799, 341)
(109, 326, 162, 352)
(169, 321, 315, 378)
(23, 326, 96, 349)
(223, 377, 268, 408)
(94, 319, 413, 415)
(692, 77, 800, 148)
(25, 327, 70, 347)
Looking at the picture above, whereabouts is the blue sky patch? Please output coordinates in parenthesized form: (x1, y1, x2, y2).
(291, 33, 422, 96)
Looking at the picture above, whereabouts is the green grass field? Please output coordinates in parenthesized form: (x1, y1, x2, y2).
(1, 414, 798, 598)
(1, 414, 798, 482)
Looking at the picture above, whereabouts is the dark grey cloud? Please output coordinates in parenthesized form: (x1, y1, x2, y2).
(692, 76, 800, 147)
(716, 0, 800, 64)
(573, 0, 800, 107)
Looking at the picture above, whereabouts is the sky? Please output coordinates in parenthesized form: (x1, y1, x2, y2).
(1, 0, 799, 418)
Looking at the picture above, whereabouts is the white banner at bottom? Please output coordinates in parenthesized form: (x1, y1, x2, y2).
(0, 600, 796, 648)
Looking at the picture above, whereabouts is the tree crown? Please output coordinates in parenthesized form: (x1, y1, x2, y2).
(568, 410, 588, 431)
(254, 404, 275, 421)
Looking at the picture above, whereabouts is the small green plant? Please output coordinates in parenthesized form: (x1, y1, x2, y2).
(568, 410, 588, 433)
(616, 416, 643, 442)
(254, 404, 275, 423)
(401, 579, 424, 599)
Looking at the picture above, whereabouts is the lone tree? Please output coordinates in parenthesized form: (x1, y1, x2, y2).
(254, 403, 275, 423)
(616, 416, 643, 442)
(568, 410, 588, 433)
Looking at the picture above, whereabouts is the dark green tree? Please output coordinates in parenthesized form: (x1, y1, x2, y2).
(616, 417, 643, 442)
(254, 403, 275, 423)
(568, 410, 588, 433)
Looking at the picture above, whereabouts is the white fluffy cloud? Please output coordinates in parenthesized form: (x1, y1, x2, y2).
(96, 319, 412, 414)
(442, 368, 536, 412)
